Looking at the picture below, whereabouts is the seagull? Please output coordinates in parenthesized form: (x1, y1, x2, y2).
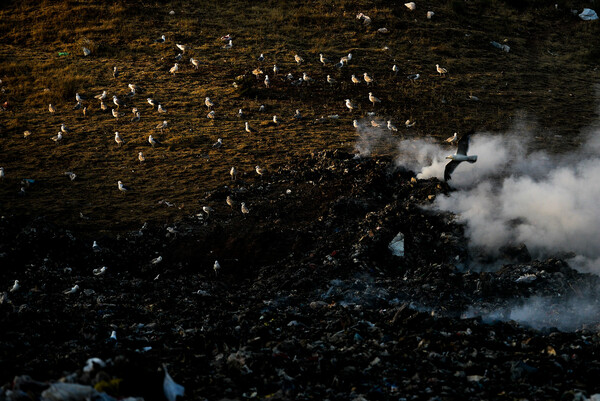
(302, 72, 313, 83)
(190, 58, 200, 69)
(252, 67, 263, 79)
(407, 73, 420, 81)
(405, 119, 416, 128)
(340, 53, 352, 65)
(23, 131, 31, 138)
(436, 64, 448, 76)
(158, 104, 167, 113)
(138, 151, 145, 163)
(100, 101, 108, 111)
(345, 99, 355, 111)
(149, 135, 161, 147)
(49, 104, 56, 114)
(203, 206, 214, 218)
(132, 107, 138, 114)
(363, 72, 374, 85)
(392, 65, 399, 75)
(286, 73, 294, 81)
(255, 165, 264, 178)
(60, 123, 70, 134)
(64, 284, 79, 295)
(205, 97, 214, 109)
(147, 98, 157, 108)
(259, 104, 265, 112)
(226, 195, 234, 208)
(273, 64, 279, 75)
(223, 39, 233, 49)
(327, 75, 336, 85)
(444, 131, 477, 181)
(73, 102, 82, 110)
(117, 180, 128, 192)
(245, 121, 255, 133)
(212, 138, 223, 148)
(131, 111, 141, 122)
(368, 92, 381, 106)
(169, 63, 179, 75)
(174, 53, 182, 62)
(257, 53, 265, 62)
(127, 84, 136, 97)
(351, 74, 360, 85)
(156, 120, 168, 132)
(176, 44, 187, 53)
(111, 108, 121, 119)
(93, 266, 107, 276)
(155, 34, 166, 43)
(113, 95, 121, 108)
(230, 167, 237, 180)
(319, 53, 330, 64)
(52, 132, 63, 142)
(95, 91, 107, 100)
(353, 119, 359, 128)
(75, 93, 84, 103)
(387, 120, 398, 131)
(114, 131, 124, 146)
(371, 120, 381, 127)
(207, 110, 215, 119)
(113, 66, 119, 79)
(272, 115, 280, 125)
(264, 75, 270, 88)
(10, 280, 19, 293)
(213, 260, 221, 276)
(82, 47, 91, 56)
(405, 2, 416, 11)
(294, 109, 302, 119)
(445, 132, 458, 144)
(294, 54, 304, 64)
(82, 107, 87, 116)
(151, 256, 163, 265)
(241, 202, 249, 215)
(237, 108, 244, 118)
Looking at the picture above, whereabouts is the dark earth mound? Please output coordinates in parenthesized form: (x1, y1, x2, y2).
(2, 151, 600, 400)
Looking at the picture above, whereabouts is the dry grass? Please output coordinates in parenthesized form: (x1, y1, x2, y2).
(0, 0, 598, 230)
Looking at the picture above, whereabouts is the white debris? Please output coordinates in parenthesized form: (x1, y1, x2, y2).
(163, 364, 185, 401)
(515, 273, 537, 283)
(388, 232, 405, 257)
(579, 8, 598, 20)
(83, 357, 106, 373)
(405, 2, 416, 11)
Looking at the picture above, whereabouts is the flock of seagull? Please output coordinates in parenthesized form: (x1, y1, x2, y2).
(1, 4, 478, 228)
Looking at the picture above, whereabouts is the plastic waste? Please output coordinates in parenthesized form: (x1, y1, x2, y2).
(579, 8, 598, 20)
(40, 382, 109, 401)
(58, 52, 69, 56)
(163, 364, 185, 401)
(388, 232, 405, 257)
(490, 41, 510, 52)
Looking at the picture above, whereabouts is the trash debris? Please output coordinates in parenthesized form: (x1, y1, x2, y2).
(405, 2, 416, 11)
(579, 8, 598, 20)
(490, 41, 510, 52)
(388, 232, 405, 257)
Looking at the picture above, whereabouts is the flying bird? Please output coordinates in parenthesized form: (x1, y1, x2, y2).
(444, 131, 477, 181)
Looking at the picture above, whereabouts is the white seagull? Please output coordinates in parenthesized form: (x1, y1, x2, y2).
(49, 104, 56, 114)
(405, 119, 416, 128)
(117, 180, 128, 192)
(407, 73, 420, 81)
(345, 99, 355, 111)
(149, 135, 161, 147)
(241, 202, 249, 215)
(111, 108, 121, 119)
(368, 92, 381, 106)
(0, 167, 4, 178)
(176, 44, 187, 53)
(264, 75, 270, 88)
(212, 138, 223, 148)
(138, 151, 145, 163)
(114, 131, 123, 146)
(255, 165, 264, 178)
(207, 110, 215, 119)
(64, 285, 80, 295)
(294, 54, 304, 64)
(445, 132, 458, 144)
(327, 75, 336, 85)
(23, 131, 31, 138)
(273, 64, 279, 75)
(230, 166, 237, 180)
(95, 91, 107, 100)
(205, 97, 214, 109)
(436, 64, 448, 76)
(387, 120, 398, 131)
(75, 93, 83, 103)
(10, 280, 19, 293)
(353, 119, 359, 128)
(444, 131, 477, 181)
(319, 53, 330, 64)
(113, 66, 119, 78)
(226, 195, 234, 208)
(169, 63, 179, 75)
(392, 65, 399, 75)
(213, 260, 221, 276)
(155, 34, 166, 43)
(351, 74, 360, 85)
(147, 98, 157, 108)
(60, 123, 70, 134)
(190, 58, 200, 69)
(340, 53, 352, 65)
(272, 115, 279, 125)
(131, 111, 141, 122)
(93, 266, 107, 276)
(156, 120, 168, 132)
(158, 104, 167, 113)
(257, 53, 265, 62)
(113, 95, 121, 108)
(245, 121, 255, 133)
(52, 132, 63, 142)
(363, 72, 374, 85)
(223, 39, 233, 49)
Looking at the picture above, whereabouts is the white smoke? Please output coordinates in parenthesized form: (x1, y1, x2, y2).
(394, 121, 600, 274)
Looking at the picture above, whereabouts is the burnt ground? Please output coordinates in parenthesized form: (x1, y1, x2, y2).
(2, 151, 600, 400)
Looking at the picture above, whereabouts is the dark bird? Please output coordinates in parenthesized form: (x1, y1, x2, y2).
(444, 131, 478, 181)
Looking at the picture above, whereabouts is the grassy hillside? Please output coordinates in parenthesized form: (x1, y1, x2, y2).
(0, 0, 598, 230)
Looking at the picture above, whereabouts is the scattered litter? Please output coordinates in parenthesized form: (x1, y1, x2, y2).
(388, 232, 405, 257)
(491, 41, 510, 52)
(579, 8, 598, 20)
(405, 2, 416, 11)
